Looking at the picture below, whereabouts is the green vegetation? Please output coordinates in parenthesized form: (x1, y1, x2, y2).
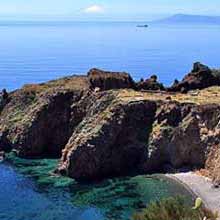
(21, 75, 89, 93)
(132, 196, 218, 220)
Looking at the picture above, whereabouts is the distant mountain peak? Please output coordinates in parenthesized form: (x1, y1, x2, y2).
(154, 14, 220, 24)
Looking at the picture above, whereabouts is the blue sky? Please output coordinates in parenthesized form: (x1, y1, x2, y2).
(1, 0, 220, 21)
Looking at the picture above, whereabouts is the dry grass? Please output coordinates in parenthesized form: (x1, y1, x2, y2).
(118, 86, 220, 105)
(21, 75, 89, 94)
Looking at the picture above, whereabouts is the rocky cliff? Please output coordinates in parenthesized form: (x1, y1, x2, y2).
(57, 88, 220, 181)
(1, 66, 220, 184)
(0, 75, 90, 157)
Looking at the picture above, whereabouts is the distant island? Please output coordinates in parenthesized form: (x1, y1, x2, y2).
(153, 14, 220, 24)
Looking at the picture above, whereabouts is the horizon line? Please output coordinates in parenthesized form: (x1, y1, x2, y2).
(1, 13, 220, 23)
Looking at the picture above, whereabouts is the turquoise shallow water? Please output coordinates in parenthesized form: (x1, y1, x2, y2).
(0, 155, 193, 220)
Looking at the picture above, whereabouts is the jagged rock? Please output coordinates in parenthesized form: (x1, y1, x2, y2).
(206, 144, 220, 185)
(168, 116, 204, 168)
(88, 68, 135, 91)
(57, 95, 220, 181)
(143, 102, 198, 172)
(2, 67, 220, 182)
(13, 91, 78, 158)
(136, 75, 165, 91)
(57, 93, 157, 180)
(0, 76, 90, 158)
(0, 89, 9, 112)
(169, 62, 219, 92)
(0, 130, 11, 152)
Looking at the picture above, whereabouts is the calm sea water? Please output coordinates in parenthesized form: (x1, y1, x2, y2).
(0, 155, 193, 220)
(1, 21, 220, 91)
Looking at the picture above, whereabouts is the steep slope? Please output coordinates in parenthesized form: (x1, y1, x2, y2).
(1, 67, 220, 184)
(0, 75, 90, 157)
(57, 88, 220, 181)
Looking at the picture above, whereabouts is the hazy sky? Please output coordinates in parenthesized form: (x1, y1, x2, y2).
(1, 0, 220, 21)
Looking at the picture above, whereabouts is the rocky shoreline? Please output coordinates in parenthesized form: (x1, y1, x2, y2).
(0, 62, 220, 184)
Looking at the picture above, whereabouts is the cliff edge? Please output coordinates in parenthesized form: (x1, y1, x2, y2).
(0, 64, 220, 184)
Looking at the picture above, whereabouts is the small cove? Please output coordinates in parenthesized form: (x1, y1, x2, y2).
(0, 154, 193, 220)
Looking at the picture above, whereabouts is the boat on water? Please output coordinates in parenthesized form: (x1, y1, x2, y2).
(136, 24, 148, 28)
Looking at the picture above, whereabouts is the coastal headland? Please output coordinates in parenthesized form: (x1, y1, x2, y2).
(0, 62, 220, 194)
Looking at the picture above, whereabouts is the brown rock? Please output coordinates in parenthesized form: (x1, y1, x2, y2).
(2, 67, 220, 183)
(0, 75, 90, 158)
(136, 75, 165, 91)
(169, 62, 219, 92)
(88, 68, 135, 91)
(57, 94, 157, 180)
(57, 99, 218, 181)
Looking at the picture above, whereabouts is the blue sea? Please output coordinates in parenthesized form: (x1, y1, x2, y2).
(1, 21, 220, 91)
(0, 157, 193, 220)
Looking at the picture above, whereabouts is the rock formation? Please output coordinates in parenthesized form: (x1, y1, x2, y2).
(88, 68, 135, 91)
(0, 75, 90, 157)
(169, 62, 220, 92)
(136, 75, 165, 91)
(57, 93, 220, 181)
(0, 89, 9, 111)
(58, 92, 157, 180)
(1, 65, 220, 183)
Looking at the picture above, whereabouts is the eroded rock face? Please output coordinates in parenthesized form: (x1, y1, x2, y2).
(169, 62, 220, 92)
(88, 68, 135, 91)
(0, 130, 12, 152)
(57, 97, 220, 181)
(13, 91, 78, 157)
(205, 145, 220, 186)
(144, 102, 195, 172)
(0, 76, 91, 158)
(0, 90, 83, 158)
(2, 67, 220, 182)
(0, 69, 136, 158)
(58, 93, 157, 180)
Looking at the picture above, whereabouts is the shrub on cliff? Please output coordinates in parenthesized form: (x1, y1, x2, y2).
(132, 196, 218, 220)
